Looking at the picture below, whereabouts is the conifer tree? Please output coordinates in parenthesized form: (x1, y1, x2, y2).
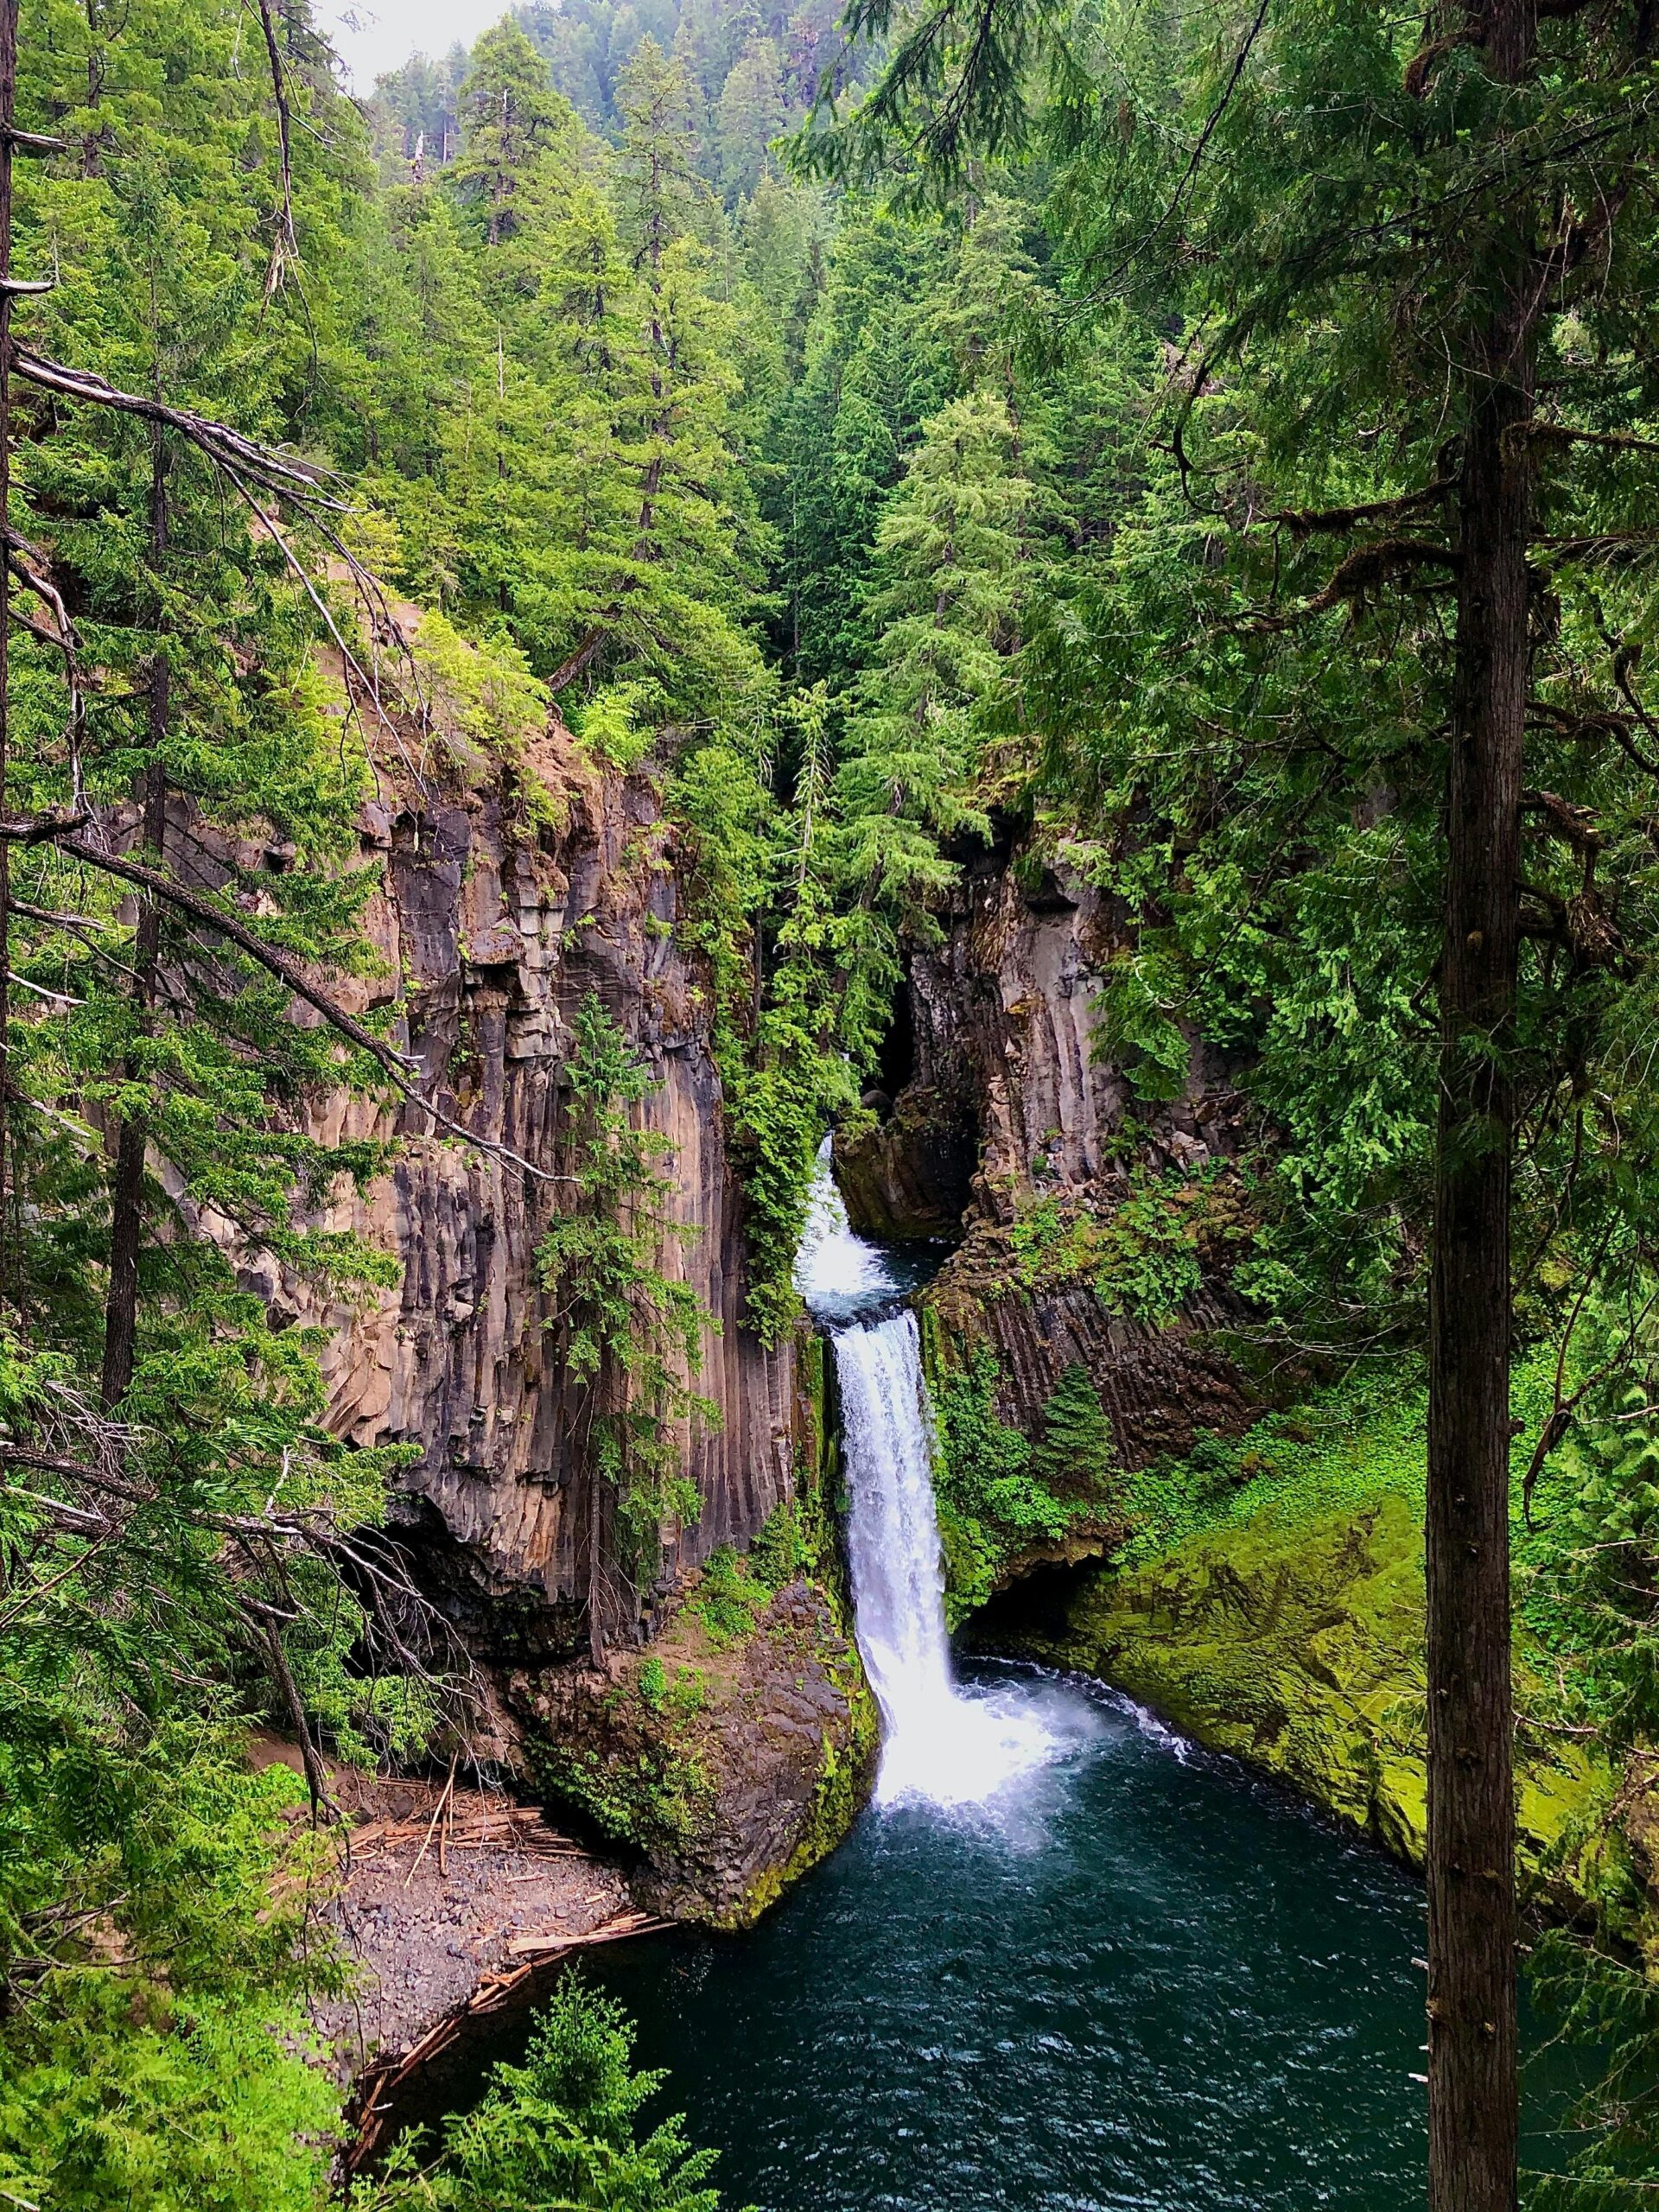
(1030, 1364, 1116, 1497)
(715, 35, 785, 201)
(833, 387, 1030, 1061)
(454, 18, 572, 245)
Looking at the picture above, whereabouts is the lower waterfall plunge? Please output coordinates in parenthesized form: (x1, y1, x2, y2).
(794, 1141, 1059, 1808)
(433, 1140, 1439, 2209)
(834, 1310, 1060, 1806)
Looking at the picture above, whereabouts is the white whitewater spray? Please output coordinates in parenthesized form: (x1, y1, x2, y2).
(795, 1141, 1058, 1809)
(791, 1135, 899, 1324)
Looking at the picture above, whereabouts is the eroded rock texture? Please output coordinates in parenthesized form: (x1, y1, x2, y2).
(511, 1576, 878, 1929)
(840, 842, 1255, 1461)
(844, 840, 1256, 1451)
(245, 733, 802, 1662)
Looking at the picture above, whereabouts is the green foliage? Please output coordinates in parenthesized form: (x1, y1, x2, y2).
(748, 1500, 817, 1590)
(1003, 1170, 1253, 1328)
(675, 1505, 821, 1649)
(1513, 1315, 1659, 2198)
(690, 1545, 769, 1647)
(360, 1976, 730, 2212)
(528, 1732, 715, 1856)
(929, 1342, 1108, 1621)
(670, 684, 861, 1344)
(540, 993, 717, 1585)
(828, 386, 1033, 1065)
(667, 1665, 708, 1719)
(1029, 1366, 1118, 1495)
(0, 1727, 341, 2212)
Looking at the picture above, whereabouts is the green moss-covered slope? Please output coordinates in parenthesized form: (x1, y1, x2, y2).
(989, 1362, 1631, 1908)
(1019, 1489, 1604, 1880)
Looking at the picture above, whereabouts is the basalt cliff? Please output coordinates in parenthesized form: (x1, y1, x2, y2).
(838, 839, 1256, 1476)
(207, 722, 873, 1929)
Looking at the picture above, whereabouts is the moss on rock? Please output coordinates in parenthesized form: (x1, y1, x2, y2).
(1012, 1489, 1608, 1891)
(508, 1565, 877, 1930)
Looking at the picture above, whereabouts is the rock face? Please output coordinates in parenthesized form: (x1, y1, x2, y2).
(836, 847, 1240, 1233)
(257, 729, 802, 1658)
(510, 1574, 878, 1929)
(840, 841, 1256, 1468)
(216, 728, 874, 1923)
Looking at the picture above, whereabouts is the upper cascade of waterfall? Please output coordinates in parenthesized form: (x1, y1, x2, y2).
(792, 1135, 904, 1327)
(796, 1136, 1065, 1813)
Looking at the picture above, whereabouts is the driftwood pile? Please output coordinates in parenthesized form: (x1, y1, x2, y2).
(340, 1785, 673, 2174)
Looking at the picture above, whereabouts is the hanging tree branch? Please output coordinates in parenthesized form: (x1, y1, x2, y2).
(1264, 478, 1460, 538)
(42, 834, 568, 1185)
(10, 346, 339, 503)
(1231, 536, 1461, 633)
(9, 346, 427, 756)
(248, 0, 300, 301)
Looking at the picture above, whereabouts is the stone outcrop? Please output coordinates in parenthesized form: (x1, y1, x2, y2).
(196, 714, 874, 1923)
(836, 847, 1241, 1236)
(983, 1490, 1607, 1903)
(510, 1573, 877, 1929)
(840, 840, 1256, 1470)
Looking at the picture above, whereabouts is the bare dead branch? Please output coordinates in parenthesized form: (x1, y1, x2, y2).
(0, 807, 90, 843)
(11, 346, 339, 505)
(249, 0, 300, 302)
(546, 622, 607, 695)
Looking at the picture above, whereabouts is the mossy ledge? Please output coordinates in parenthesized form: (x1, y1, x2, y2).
(995, 1490, 1608, 1899)
(508, 1561, 877, 1930)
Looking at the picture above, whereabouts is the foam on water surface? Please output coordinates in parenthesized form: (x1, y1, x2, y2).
(798, 1140, 1067, 1814)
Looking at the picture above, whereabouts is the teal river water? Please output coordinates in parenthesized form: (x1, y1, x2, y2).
(439, 1656, 1436, 2212)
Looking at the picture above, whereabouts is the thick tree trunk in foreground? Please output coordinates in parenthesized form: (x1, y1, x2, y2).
(1427, 5, 1536, 2194)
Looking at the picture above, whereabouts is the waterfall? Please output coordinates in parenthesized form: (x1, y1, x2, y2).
(795, 1141, 1058, 1810)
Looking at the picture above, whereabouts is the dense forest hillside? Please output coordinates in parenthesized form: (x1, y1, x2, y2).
(369, 0, 863, 198)
(3, 0, 1659, 2205)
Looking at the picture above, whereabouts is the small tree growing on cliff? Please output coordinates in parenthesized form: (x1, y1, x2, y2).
(1030, 1365, 1118, 1501)
(539, 992, 716, 1665)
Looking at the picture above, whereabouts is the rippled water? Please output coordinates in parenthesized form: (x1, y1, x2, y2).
(563, 1660, 1431, 2212)
(511, 1150, 1433, 2209)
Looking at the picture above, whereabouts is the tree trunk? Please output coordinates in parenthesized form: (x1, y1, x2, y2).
(0, 0, 18, 1307)
(101, 427, 168, 1411)
(586, 1371, 612, 1670)
(1427, 7, 1536, 2200)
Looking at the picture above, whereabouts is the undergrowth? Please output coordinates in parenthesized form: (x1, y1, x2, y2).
(1114, 1351, 1587, 1652)
(930, 1344, 1120, 1623)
